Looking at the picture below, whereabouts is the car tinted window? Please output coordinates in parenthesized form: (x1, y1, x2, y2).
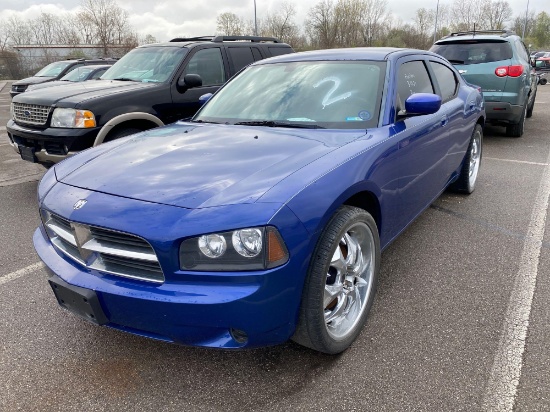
(184, 48, 226, 86)
(429, 61, 458, 103)
(396, 61, 434, 113)
(268, 47, 292, 57)
(430, 40, 513, 65)
(251, 47, 263, 61)
(90, 68, 108, 79)
(34, 61, 73, 77)
(228, 47, 254, 72)
(101, 46, 188, 83)
(196, 61, 386, 129)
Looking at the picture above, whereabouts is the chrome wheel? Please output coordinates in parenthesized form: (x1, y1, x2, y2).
(468, 128, 482, 188)
(324, 222, 375, 339)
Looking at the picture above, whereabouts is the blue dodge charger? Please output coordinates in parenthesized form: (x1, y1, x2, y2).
(34, 48, 485, 354)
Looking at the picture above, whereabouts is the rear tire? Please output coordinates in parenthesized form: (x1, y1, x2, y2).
(506, 101, 527, 138)
(526, 89, 536, 118)
(450, 124, 482, 194)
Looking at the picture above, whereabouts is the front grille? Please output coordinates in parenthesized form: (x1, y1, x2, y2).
(12, 102, 51, 126)
(43, 211, 164, 283)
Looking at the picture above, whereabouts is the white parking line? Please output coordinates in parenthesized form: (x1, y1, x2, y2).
(0, 262, 44, 286)
(484, 157, 549, 166)
(482, 147, 550, 411)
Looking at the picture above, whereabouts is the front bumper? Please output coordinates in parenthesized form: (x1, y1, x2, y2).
(7, 119, 99, 165)
(34, 184, 312, 349)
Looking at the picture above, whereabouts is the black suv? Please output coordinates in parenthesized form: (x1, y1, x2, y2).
(7, 36, 294, 166)
(430, 30, 537, 137)
(10, 58, 117, 97)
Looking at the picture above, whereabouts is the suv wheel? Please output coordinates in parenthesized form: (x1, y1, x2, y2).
(506, 100, 527, 138)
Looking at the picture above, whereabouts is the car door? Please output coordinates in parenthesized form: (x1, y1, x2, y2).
(392, 58, 452, 229)
(168, 46, 229, 122)
(426, 59, 469, 177)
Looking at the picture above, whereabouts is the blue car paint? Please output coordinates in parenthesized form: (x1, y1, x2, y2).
(34, 48, 485, 348)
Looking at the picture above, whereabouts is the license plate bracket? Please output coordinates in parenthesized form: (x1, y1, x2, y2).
(18, 145, 37, 163)
(48, 275, 108, 325)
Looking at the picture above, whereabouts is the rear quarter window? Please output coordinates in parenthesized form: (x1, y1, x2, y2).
(268, 46, 293, 57)
(431, 41, 513, 65)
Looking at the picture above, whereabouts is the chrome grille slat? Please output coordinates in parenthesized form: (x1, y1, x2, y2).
(43, 211, 164, 283)
(81, 238, 158, 262)
(12, 102, 51, 125)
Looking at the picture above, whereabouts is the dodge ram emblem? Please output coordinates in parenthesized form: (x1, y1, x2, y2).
(73, 199, 87, 210)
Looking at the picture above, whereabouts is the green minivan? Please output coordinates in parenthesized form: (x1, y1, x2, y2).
(430, 30, 537, 137)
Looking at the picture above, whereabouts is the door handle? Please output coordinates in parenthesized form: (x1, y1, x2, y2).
(441, 115, 448, 127)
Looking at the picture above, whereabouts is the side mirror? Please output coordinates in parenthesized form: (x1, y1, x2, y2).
(198, 93, 213, 106)
(177, 74, 203, 91)
(404, 93, 442, 116)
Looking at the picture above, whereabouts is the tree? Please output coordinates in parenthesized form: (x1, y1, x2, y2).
(79, 0, 132, 55)
(482, 0, 512, 29)
(216, 12, 246, 36)
(262, 3, 301, 45)
(532, 11, 550, 48)
(305, 0, 338, 49)
(450, 0, 488, 31)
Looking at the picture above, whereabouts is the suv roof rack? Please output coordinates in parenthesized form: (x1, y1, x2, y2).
(170, 36, 216, 42)
(169, 35, 280, 43)
(445, 29, 515, 39)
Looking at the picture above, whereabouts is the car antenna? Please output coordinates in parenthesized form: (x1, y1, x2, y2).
(473, 23, 476, 37)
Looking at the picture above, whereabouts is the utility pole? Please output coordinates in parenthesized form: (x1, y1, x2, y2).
(522, 0, 530, 38)
(433, 0, 440, 43)
(254, 0, 258, 36)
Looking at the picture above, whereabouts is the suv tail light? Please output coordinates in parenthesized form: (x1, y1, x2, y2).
(495, 65, 524, 77)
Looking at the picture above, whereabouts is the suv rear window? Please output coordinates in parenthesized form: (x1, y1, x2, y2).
(430, 40, 513, 65)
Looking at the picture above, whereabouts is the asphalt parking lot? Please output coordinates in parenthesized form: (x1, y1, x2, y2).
(0, 80, 549, 411)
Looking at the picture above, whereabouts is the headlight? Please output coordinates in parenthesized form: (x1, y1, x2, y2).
(180, 226, 289, 271)
(51, 108, 96, 128)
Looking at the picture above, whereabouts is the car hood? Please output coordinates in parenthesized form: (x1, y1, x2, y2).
(57, 122, 365, 209)
(13, 76, 55, 86)
(12, 80, 160, 106)
(27, 80, 75, 91)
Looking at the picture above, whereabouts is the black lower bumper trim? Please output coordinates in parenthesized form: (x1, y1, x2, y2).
(48, 274, 108, 325)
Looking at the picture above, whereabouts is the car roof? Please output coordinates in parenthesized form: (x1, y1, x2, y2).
(252, 47, 443, 64)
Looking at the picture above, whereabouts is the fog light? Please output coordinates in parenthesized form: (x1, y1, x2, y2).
(230, 328, 248, 345)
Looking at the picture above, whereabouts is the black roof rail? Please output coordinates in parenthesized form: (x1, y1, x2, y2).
(211, 35, 280, 43)
(169, 36, 216, 42)
(445, 29, 515, 38)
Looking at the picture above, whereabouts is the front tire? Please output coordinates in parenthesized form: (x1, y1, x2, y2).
(292, 206, 380, 354)
(450, 123, 482, 194)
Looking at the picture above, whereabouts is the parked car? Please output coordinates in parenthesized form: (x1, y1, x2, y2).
(535, 58, 550, 85)
(430, 30, 537, 137)
(34, 47, 485, 354)
(7, 36, 294, 167)
(10, 58, 117, 97)
(26, 65, 112, 92)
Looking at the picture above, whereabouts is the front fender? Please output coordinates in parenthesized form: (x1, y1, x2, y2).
(93, 112, 164, 146)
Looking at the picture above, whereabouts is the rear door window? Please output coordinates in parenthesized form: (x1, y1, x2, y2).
(430, 41, 513, 65)
(429, 61, 458, 103)
(268, 47, 292, 57)
(227, 47, 255, 73)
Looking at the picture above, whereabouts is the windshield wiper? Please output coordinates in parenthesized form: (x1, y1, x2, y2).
(234, 120, 324, 129)
(112, 77, 136, 81)
(191, 119, 223, 124)
(447, 59, 465, 64)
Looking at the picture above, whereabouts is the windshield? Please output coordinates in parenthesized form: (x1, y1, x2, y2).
(195, 61, 386, 129)
(430, 40, 513, 65)
(60, 66, 96, 82)
(34, 61, 73, 77)
(101, 46, 188, 83)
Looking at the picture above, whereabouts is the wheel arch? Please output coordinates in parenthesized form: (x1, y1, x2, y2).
(94, 112, 164, 146)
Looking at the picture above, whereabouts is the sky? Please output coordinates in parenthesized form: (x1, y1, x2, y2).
(0, 0, 548, 42)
